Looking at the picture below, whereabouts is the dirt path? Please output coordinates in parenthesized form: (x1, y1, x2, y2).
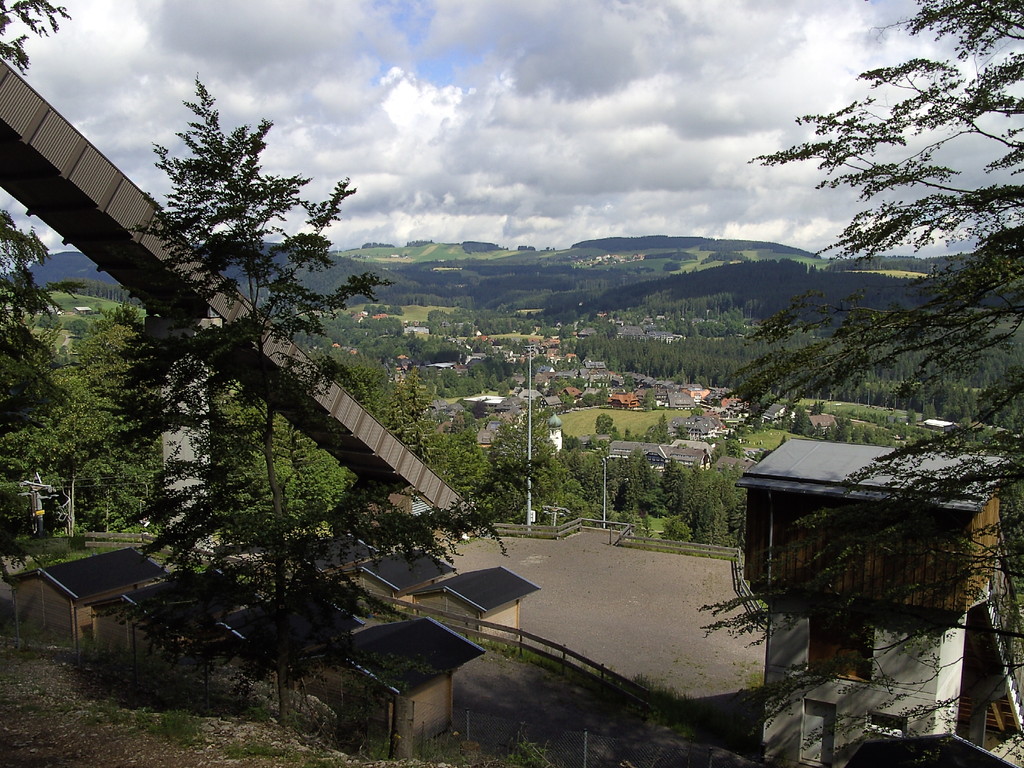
(0, 648, 357, 768)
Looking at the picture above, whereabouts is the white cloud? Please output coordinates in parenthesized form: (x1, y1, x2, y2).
(3, 0, 969, 254)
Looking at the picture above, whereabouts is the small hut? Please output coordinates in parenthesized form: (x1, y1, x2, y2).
(354, 553, 454, 600)
(353, 617, 485, 744)
(13, 548, 166, 652)
(407, 566, 539, 629)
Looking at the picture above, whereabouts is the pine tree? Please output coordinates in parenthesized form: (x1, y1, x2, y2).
(134, 82, 487, 719)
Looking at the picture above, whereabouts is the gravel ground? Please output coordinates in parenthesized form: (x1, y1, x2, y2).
(452, 530, 764, 701)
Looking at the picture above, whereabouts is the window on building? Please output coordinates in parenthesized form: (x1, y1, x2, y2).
(808, 613, 874, 681)
(867, 710, 907, 738)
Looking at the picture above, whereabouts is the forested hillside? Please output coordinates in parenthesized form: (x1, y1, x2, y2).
(37, 239, 916, 326)
(569, 235, 816, 257)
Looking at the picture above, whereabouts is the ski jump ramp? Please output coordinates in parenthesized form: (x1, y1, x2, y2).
(0, 61, 460, 510)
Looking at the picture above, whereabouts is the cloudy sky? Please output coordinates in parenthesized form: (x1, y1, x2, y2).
(8, 0, 945, 254)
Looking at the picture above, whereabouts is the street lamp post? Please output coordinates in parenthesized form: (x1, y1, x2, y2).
(526, 343, 534, 528)
(601, 455, 608, 528)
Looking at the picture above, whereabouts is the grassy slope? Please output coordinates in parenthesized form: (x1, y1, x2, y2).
(345, 243, 522, 263)
(50, 292, 132, 313)
(560, 408, 796, 451)
(559, 408, 677, 438)
(356, 303, 456, 323)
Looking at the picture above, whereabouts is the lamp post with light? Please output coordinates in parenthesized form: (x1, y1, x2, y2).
(525, 343, 535, 528)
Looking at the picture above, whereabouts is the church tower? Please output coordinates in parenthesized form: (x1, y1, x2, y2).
(548, 413, 563, 452)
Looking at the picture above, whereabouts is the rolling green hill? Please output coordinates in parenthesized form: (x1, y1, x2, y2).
(35, 236, 918, 327)
(339, 234, 820, 272)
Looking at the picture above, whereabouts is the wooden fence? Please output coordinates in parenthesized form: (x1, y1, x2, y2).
(618, 534, 740, 561)
(379, 595, 650, 712)
(495, 518, 740, 561)
(84, 531, 157, 549)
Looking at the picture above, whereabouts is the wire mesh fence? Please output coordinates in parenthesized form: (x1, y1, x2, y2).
(399, 700, 758, 768)
(0, 575, 758, 768)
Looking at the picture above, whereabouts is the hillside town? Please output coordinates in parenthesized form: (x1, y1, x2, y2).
(3, 3, 1024, 768)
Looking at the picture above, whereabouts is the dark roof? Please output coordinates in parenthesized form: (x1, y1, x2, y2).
(715, 456, 755, 472)
(846, 735, 1015, 768)
(118, 579, 172, 605)
(737, 439, 992, 511)
(222, 603, 364, 654)
(408, 566, 540, 612)
(352, 617, 485, 691)
(111, 569, 237, 618)
(359, 554, 454, 594)
(741, 439, 889, 485)
(21, 548, 166, 601)
(314, 537, 376, 571)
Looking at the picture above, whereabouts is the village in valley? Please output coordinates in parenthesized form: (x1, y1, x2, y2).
(3, 2, 1024, 768)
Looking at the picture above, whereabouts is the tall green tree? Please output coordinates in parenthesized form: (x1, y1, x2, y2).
(727, 0, 1024, 735)
(0, 0, 68, 73)
(428, 429, 490, 502)
(481, 410, 580, 522)
(745, 1, 1024, 489)
(383, 367, 433, 459)
(738, 0, 1024, 519)
(3, 307, 158, 535)
(0, 211, 62, 572)
(0, 1, 72, 566)
(136, 82, 486, 720)
(0, 211, 55, 435)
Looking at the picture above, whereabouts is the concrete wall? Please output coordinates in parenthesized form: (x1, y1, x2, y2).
(763, 607, 967, 767)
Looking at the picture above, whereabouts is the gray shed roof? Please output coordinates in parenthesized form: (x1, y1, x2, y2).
(19, 548, 166, 601)
(408, 566, 539, 612)
(737, 439, 991, 511)
(352, 617, 484, 691)
(359, 553, 454, 594)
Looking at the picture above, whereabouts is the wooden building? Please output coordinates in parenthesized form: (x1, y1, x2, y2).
(354, 617, 484, 742)
(13, 548, 166, 653)
(90, 579, 170, 653)
(739, 440, 1019, 767)
(299, 616, 484, 756)
(407, 566, 539, 629)
(353, 553, 454, 600)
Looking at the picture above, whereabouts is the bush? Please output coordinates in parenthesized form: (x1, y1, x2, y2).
(661, 516, 692, 542)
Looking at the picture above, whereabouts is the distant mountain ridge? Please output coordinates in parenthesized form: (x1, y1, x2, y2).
(569, 235, 816, 257)
(36, 236, 817, 286)
(34, 250, 118, 284)
(33, 238, 917, 326)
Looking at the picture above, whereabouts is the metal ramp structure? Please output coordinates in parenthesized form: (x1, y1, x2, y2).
(0, 60, 459, 509)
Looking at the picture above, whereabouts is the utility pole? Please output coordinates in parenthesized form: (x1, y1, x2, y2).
(19, 473, 54, 538)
